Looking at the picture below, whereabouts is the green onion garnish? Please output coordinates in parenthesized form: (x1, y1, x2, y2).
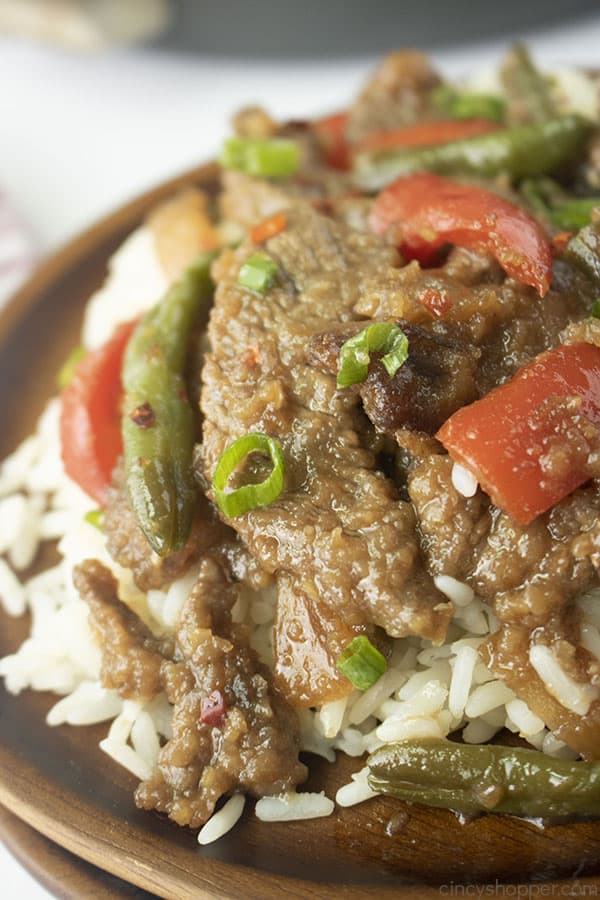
(337, 323, 409, 389)
(431, 85, 505, 123)
(212, 432, 285, 518)
(238, 252, 279, 293)
(550, 199, 600, 231)
(336, 636, 387, 691)
(220, 137, 300, 178)
(591, 300, 600, 318)
(57, 346, 86, 389)
(84, 509, 104, 530)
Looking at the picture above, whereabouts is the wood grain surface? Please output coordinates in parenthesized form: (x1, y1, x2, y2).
(1, 163, 600, 899)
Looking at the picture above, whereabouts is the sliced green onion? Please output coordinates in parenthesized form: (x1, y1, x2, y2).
(238, 252, 279, 293)
(337, 323, 409, 389)
(212, 432, 285, 518)
(550, 199, 600, 231)
(220, 137, 300, 178)
(336, 636, 387, 691)
(432, 85, 505, 123)
(84, 509, 104, 530)
(591, 299, 600, 318)
(57, 345, 86, 389)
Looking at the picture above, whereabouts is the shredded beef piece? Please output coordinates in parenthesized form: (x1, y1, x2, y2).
(409, 455, 600, 625)
(273, 577, 367, 706)
(201, 199, 454, 676)
(355, 256, 589, 385)
(147, 188, 219, 283)
(308, 320, 480, 434)
(232, 105, 276, 139)
(104, 466, 234, 592)
(483, 620, 600, 760)
(74, 559, 167, 701)
(561, 315, 600, 347)
(75, 556, 305, 827)
(346, 51, 441, 143)
(408, 455, 491, 580)
(136, 557, 306, 827)
(473, 487, 600, 624)
(218, 167, 350, 235)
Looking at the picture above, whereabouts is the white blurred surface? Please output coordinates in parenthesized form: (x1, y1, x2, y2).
(1, 10, 600, 899)
(0, 839, 52, 899)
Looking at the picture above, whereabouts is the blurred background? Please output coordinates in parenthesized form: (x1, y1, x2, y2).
(1, 2, 600, 893)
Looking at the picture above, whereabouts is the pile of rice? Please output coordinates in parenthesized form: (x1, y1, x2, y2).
(2, 63, 599, 841)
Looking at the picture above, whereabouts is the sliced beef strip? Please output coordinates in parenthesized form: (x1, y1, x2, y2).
(355, 256, 590, 392)
(307, 320, 481, 435)
(483, 620, 600, 760)
(408, 454, 600, 626)
(75, 557, 305, 827)
(136, 557, 306, 827)
(104, 465, 236, 592)
(74, 559, 168, 701)
(218, 166, 351, 236)
(408, 453, 600, 753)
(273, 576, 367, 706)
(147, 188, 219, 284)
(201, 199, 454, 651)
(218, 167, 365, 240)
(346, 50, 441, 143)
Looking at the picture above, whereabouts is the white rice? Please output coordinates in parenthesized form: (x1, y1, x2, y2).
(0, 156, 597, 847)
(198, 795, 245, 845)
(255, 791, 335, 822)
(451, 462, 478, 498)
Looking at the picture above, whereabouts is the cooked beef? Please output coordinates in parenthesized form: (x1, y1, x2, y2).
(218, 168, 351, 233)
(346, 51, 441, 143)
(354, 254, 589, 383)
(75, 555, 305, 827)
(273, 577, 367, 706)
(74, 559, 167, 701)
(201, 200, 455, 672)
(232, 105, 277, 139)
(104, 466, 234, 592)
(147, 188, 219, 283)
(135, 557, 306, 827)
(409, 454, 600, 624)
(483, 621, 600, 760)
(308, 320, 481, 434)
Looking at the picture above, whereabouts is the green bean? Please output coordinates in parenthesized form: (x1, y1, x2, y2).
(563, 218, 600, 285)
(122, 251, 216, 556)
(550, 199, 600, 231)
(353, 115, 593, 192)
(500, 43, 557, 124)
(431, 85, 506, 123)
(367, 739, 600, 818)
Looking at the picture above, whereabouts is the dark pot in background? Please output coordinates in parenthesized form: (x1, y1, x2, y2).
(156, 0, 599, 58)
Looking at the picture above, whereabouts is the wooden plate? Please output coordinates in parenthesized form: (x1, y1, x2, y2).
(1, 163, 600, 899)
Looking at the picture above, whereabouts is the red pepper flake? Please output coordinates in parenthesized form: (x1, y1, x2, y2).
(201, 690, 227, 726)
(129, 402, 155, 428)
(242, 344, 262, 368)
(551, 230, 573, 256)
(250, 212, 287, 244)
(418, 286, 452, 318)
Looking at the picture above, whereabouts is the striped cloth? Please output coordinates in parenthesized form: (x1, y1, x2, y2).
(0, 193, 34, 307)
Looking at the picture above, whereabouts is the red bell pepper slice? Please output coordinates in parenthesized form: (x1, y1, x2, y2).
(437, 342, 600, 524)
(312, 111, 351, 170)
(370, 172, 553, 297)
(60, 319, 138, 505)
(356, 118, 499, 152)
